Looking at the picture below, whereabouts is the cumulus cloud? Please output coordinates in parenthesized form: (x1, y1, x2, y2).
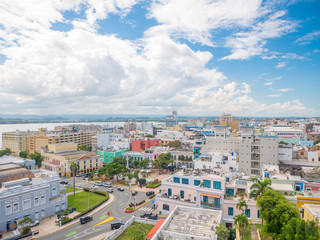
(276, 61, 287, 69)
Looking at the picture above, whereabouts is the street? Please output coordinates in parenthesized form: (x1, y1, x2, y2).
(38, 177, 155, 240)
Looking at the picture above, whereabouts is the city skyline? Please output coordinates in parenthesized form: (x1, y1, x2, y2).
(0, 0, 319, 117)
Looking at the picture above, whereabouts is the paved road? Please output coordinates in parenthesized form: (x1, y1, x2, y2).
(39, 179, 155, 240)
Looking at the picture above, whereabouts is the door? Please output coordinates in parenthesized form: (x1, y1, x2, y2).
(180, 190, 184, 199)
(168, 188, 172, 197)
(203, 195, 208, 203)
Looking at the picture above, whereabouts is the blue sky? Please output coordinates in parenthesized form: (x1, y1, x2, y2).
(0, 0, 319, 117)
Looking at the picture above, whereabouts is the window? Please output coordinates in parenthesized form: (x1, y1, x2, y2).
(245, 209, 250, 218)
(213, 181, 221, 189)
(35, 197, 39, 206)
(168, 188, 172, 197)
(13, 203, 19, 213)
(182, 178, 189, 184)
(41, 209, 45, 217)
(40, 195, 46, 205)
(306, 188, 312, 191)
(203, 179, 211, 188)
(228, 207, 234, 216)
(52, 187, 57, 196)
(173, 177, 180, 183)
(23, 199, 31, 210)
(5, 204, 12, 215)
(258, 210, 260, 218)
(163, 204, 169, 211)
(180, 190, 184, 199)
(194, 180, 201, 186)
(56, 205, 59, 212)
(35, 212, 39, 219)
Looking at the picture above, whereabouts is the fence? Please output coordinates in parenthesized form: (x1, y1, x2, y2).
(104, 216, 158, 240)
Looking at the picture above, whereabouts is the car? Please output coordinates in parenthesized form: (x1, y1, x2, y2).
(148, 214, 158, 220)
(103, 182, 112, 187)
(140, 213, 152, 219)
(107, 188, 113, 193)
(94, 181, 102, 186)
(60, 181, 68, 185)
(30, 220, 40, 227)
(146, 191, 155, 196)
(131, 191, 137, 196)
(92, 185, 98, 189)
(117, 187, 124, 191)
(80, 216, 93, 224)
(76, 173, 84, 177)
(85, 173, 91, 178)
(111, 222, 124, 230)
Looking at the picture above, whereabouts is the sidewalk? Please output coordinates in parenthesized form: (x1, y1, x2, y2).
(33, 194, 115, 239)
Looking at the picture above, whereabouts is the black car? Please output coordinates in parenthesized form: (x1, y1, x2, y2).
(146, 191, 155, 196)
(148, 214, 158, 220)
(80, 216, 93, 224)
(118, 187, 124, 191)
(60, 181, 68, 185)
(111, 222, 124, 230)
(140, 213, 152, 219)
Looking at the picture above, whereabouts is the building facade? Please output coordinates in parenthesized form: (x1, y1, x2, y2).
(2, 131, 33, 156)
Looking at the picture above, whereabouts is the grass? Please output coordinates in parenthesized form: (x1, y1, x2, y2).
(117, 222, 154, 240)
(65, 186, 81, 194)
(68, 191, 107, 212)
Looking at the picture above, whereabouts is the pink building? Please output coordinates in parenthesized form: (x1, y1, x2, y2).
(155, 169, 259, 227)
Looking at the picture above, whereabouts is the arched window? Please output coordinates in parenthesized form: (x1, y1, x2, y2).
(163, 204, 169, 211)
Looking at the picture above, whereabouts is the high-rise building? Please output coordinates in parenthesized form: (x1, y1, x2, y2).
(166, 111, 178, 127)
(2, 131, 33, 156)
(220, 114, 239, 130)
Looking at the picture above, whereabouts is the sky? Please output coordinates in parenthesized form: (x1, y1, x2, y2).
(0, 0, 319, 117)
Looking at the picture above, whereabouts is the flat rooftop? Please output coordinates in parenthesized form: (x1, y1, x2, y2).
(304, 204, 320, 221)
(161, 206, 222, 240)
(174, 169, 225, 179)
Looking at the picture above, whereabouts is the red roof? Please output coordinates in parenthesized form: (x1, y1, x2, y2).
(146, 219, 165, 239)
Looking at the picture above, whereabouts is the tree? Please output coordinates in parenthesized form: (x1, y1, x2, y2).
(18, 216, 33, 234)
(19, 150, 28, 158)
(257, 189, 300, 236)
(133, 160, 140, 168)
(113, 156, 127, 165)
(133, 170, 140, 181)
(216, 223, 229, 240)
(279, 218, 320, 240)
(228, 228, 236, 240)
(153, 153, 173, 174)
(127, 173, 134, 182)
(0, 148, 12, 157)
(236, 200, 248, 213)
(102, 161, 129, 182)
(70, 162, 79, 196)
(77, 145, 91, 151)
(29, 152, 43, 168)
(145, 134, 154, 138)
(139, 158, 150, 169)
(234, 213, 249, 238)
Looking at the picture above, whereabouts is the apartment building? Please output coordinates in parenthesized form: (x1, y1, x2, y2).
(2, 131, 33, 156)
(97, 148, 129, 164)
(97, 132, 125, 150)
(194, 152, 238, 171)
(165, 111, 178, 127)
(220, 114, 239, 130)
(0, 165, 67, 233)
(41, 143, 102, 177)
(131, 139, 160, 152)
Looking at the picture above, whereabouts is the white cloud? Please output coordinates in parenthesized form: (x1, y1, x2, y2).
(264, 82, 273, 86)
(267, 94, 282, 97)
(277, 88, 292, 92)
(276, 61, 286, 69)
(295, 30, 320, 45)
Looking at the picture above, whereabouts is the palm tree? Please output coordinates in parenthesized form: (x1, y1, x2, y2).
(249, 178, 271, 227)
(249, 178, 271, 200)
(236, 200, 248, 213)
(70, 162, 79, 196)
(234, 213, 249, 238)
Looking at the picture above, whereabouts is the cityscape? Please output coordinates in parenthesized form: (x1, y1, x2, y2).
(0, 0, 320, 240)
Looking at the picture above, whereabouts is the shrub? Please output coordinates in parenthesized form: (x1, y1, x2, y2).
(146, 181, 161, 188)
(137, 200, 145, 205)
(148, 194, 155, 199)
(151, 179, 159, 184)
(22, 226, 31, 235)
(92, 191, 108, 197)
(61, 217, 73, 225)
(126, 207, 134, 211)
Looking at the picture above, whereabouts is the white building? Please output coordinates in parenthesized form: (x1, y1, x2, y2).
(194, 152, 238, 171)
(97, 133, 125, 150)
(264, 126, 304, 138)
(278, 145, 293, 161)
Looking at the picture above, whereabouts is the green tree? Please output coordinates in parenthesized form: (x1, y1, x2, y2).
(113, 156, 127, 165)
(18, 216, 33, 234)
(77, 145, 91, 151)
(236, 200, 248, 213)
(234, 213, 249, 238)
(139, 158, 150, 169)
(0, 148, 12, 157)
(29, 152, 43, 168)
(19, 150, 28, 158)
(145, 134, 154, 138)
(70, 162, 79, 196)
(133, 160, 140, 168)
(153, 153, 173, 174)
(133, 170, 140, 181)
(102, 161, 129, 182)
(228, 228, 236, 240)
(216, 223, 229, 240)
(257, 189, 300, 236)
(279, 218, 320, 240)
(127, 173, 134, 182)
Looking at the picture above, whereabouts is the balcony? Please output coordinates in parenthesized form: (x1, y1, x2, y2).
(200, 201, 221, 209)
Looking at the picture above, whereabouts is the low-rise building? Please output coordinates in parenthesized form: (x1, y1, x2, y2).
(0, 156, 35, 170)
(303, 204, 320, 226)
(96, 148, 129, 164)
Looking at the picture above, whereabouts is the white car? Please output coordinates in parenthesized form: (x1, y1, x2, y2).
(107, 188, 113, 193)
(92, 185, 99, 189)
(94, 182, 102, 186)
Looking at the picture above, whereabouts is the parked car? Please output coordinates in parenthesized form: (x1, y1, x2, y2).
(76, 173, 84, 177)
(30, 220, 40, 227)
(85, 173, 91, 178)
(60, 181, 68, 185)
(117, 187, 124, 191)
(94, 181, 102, 186)
(148, 214, 158, 220)
(80, 216, 93, 224)
(107, 188, 113, 193)
(140, 213, 152, 219)
(131, 191, 137, 196)
(103, 182, 112, 187)
(146, 191, 155, 196)
(92, 185, 98, 189)
(111, 222, 124, 230)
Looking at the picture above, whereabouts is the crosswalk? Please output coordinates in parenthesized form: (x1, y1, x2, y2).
(138, 207, 154, 212)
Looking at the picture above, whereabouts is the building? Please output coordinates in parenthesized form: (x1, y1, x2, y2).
(2, 131, 33, 156)
(303, 204, 320, 226)
(151, 206, 222, 240)
(165, 111, 178, 127)
(264, 126, 304, 139)
(136, 122, 155, 135)
(41, 143, 102, 177)
(0, 156, 35, 170)
(0, 165, 67, 233)
(220, 114, 239, 130)
(124, 122, 137, 133)
(131, 139, 160, 152)
(97, 132, 125, 150)
(194, 152, 238, 171)
(97, 148, 129, 164)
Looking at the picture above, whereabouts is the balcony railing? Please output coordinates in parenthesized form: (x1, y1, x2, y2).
(200, 201, 220, 209)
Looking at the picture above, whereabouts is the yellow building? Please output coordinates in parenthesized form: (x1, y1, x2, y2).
(220, 114, 239, 130)
(166, 125, 185, 131)
(41, 143, 102, 177)
(297, 196, 320, 211)
(2, 131, 33, 156)
(303, 204, 320, 226)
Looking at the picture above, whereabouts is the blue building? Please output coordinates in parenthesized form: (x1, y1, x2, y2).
(0, 155, 35, 170)
(0, 164, 67, 233)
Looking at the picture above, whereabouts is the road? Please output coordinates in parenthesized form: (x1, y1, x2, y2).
(39, 177, 155, 240)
